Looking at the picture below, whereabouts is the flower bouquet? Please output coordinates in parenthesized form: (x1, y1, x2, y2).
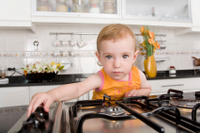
(22, 61, 64, 80)
(140, 26, 160, 78)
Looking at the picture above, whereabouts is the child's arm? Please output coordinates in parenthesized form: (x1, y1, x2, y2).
(125, 70, 151, 97)
(27, 73, 101, 117)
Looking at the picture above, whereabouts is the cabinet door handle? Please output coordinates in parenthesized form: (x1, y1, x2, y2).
(161, 84, 184, 87)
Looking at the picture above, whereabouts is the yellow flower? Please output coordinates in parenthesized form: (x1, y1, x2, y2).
(51, 61, 55, 65)
(56, 63, 61, 68)
(153, 46, 157, 51)
(140, 41, 146, 47)
(52, 61, 62, 68)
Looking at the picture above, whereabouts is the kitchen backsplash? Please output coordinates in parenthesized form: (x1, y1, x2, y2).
(0, 24, 200, 76)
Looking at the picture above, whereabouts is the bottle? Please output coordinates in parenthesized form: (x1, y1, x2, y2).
(0, 66, 6, 79)
(73, 0, 84, 12)
(37, 0, 49, 11)
(104, 0, 115, 14)
(57, 0, 68, 12)
(89, 0, 100, 13)
(169, 66, 176, 77)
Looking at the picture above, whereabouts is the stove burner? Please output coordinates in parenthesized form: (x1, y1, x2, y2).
(169, 97, 200, 109)
(100, 106, 125, 116)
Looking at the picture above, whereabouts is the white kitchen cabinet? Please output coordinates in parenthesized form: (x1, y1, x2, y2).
(32, 0, 121, 24)
(0, 87, 29, 108)
(149, 77, 200, 95)
(29, 85, 78, 102)
(88, 90, 93, 100)
(0, 0, 32, 28)
(121, 0, 191, 28)
(191, 0, 200, 27)
(123, 0, 191, 22)
(78, 93, 89, 101)
(174, 0, 200, 35)
(31, 0, 194, 29)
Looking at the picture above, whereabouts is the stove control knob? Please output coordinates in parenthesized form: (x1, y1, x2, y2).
(18, 122, 43, 133)
(26, 112, 46, 129)
(35, 107, 49, 120)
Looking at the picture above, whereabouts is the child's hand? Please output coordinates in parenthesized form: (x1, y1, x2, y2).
(27, 92, 54, 118)
(125, 89, 141, 97)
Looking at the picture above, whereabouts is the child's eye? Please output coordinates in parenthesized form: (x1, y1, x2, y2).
(123, 55, 128, 59)
(105, 55, 112, 59)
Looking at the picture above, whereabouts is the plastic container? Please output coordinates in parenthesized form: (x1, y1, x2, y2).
(169, 66, 176, 77)
(37, 0, 49, 11)
(73, 0, 84, 12)
(57, 0, 68, 12)
(89, 0, 100, 13)
(104, 0, 115, 14)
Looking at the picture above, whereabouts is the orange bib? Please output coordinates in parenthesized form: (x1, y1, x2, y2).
(92, 66, 141, 100)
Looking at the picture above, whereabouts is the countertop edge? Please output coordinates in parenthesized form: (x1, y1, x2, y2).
(0, 70, 200, 87)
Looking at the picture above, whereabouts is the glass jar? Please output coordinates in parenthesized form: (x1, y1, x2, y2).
(89, 0, 100, 13)
(57, 0, 68, 12)
(37, 0, 49, 11)
(0, 66, 6, 79)
(169, 66, 176, 77)
(73, 0, 84, 12)
(104, 0, 115, 14)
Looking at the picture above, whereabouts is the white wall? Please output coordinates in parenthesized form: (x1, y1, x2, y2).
(0, 24, 200, 76)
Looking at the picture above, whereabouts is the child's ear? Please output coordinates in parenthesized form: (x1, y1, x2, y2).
(95, 51, 101, 63)
(133, 50, 139, 63)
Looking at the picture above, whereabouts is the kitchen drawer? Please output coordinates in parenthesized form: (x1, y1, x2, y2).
(149, 77, 200, 95)
(0, 87, 29, 108)
(78, 93, 89, 101)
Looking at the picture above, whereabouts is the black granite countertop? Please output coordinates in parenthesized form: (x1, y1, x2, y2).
(0, 74, 89, 87)
(0, 69, 200, 87)
(147, 69, 200, 80)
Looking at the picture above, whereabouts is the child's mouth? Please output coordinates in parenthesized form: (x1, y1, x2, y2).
(113, 72, 121, 75)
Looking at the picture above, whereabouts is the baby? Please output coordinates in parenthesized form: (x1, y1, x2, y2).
(27, 24, 151, 117)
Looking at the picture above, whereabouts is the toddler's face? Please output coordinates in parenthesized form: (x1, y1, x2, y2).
(96, 35, 138, 81)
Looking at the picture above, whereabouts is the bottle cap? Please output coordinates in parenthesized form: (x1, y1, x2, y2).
(170, 66, 175, 68)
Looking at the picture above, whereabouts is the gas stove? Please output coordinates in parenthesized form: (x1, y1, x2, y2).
(8, 89, 200, 133)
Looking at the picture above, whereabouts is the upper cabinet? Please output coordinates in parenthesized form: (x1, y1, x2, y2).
(0, 0, 32, 28)
(1, 0, 199, 33)
(31, 0, 192, 28)
(32, 0, 121, 23)
(121, 0, 192, 28)
(123, 0, 191, 22)
(191, 0, 200, 27)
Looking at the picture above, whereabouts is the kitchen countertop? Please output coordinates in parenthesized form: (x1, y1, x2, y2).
(147, 69, 200, 80)
(0, 69, 200, 87)
(0, 74, 88, 87)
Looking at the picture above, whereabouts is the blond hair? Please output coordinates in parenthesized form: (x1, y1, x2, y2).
(97, 24, 137, 52)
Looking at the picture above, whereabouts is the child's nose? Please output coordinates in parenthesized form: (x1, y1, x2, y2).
(113, 59, 121, 68)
